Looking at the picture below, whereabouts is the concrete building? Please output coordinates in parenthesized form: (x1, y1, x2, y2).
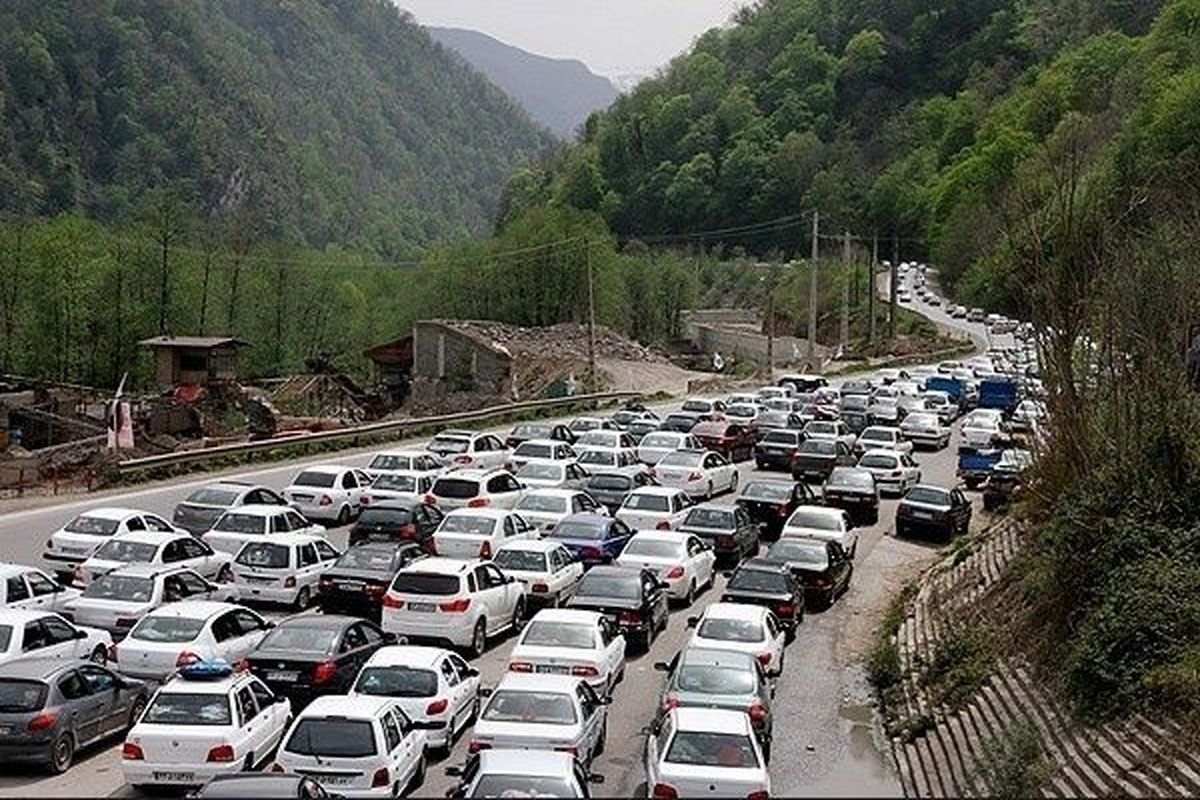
(139, 335, 249, 390)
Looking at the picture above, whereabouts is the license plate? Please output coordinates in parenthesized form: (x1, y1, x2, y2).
(60, 547, 85, 555)
(535, 664, 569, 674)
(338, 581, 363, 591)
(911, 510, 934, 520)
(0, 725, 12, 736)
(268, 670, 299, 682)
(317, 775, 354, 786)
(409, 602, 436, 612)
(153, 771, 195, 783)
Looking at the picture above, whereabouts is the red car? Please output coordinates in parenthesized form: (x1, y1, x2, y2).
(691, 420, 758, 461)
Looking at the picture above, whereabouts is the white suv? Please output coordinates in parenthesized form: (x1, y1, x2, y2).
(282, 465, 373, 526)
(231, 534, 341, 610)
(428, 469, 524, 512)
(381, 558, 525, 658)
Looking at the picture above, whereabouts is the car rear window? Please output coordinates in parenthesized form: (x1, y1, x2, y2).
(659, 451, 703, 468)
(740, 482, 791, 502)
(517, 495, 568, 514)
(698, 617, 765, 643)
(799, 440, 836, 455)
(768, 539, 831, 569)
(575, 572, 639, 599)
(577, 450, 616, 466)
(354, 666, 439, 698)
(514, 443, 554, 459)
(82, 574, 154, 602)
(335, 547, 400, 571)
(859, 453, 898, 470)
(666, 731, 759, 768)
(431, 478, 479, 499)
(372, 474, 418, 493)
(357, 507, 413, 526)
(641, 433, 681, 449)
(493, 549, 547, 572)
(143, 693, 232, 726)
(622, 538, 684, 559)
(589, 474, 632, 491)
(429, 436, 470, 454)
(516, 463, 563, 481)
(292, 471, 337, 488)
(64, 515, 119, 536)
(762, 431, 800, 445)
(212, 512, 267, 535)
(236, 542, 290, 569)
(683, 508, 734, 529)
(93, 540, 158, 563)
(439, 515, 497, 537)
(521, 621, 596, 649)
(681, 400, 712, 413)
(621, 494, 668, 512)
(861, 430, 895, 443)
(130, 616, 204, 643)
(368, 454, 413, 472)
(184, 488, 241, 507)
(286, 718, 377, 758)
(0, 679, 47, 712)
(827, 469, 875, 490)
(787, 510, 841, 531)
(482, 690, 577, 724)
(259, 626, 339, 655)
(675, 665, 756, 696)
(548, 520, 606, 540)
(905, 487, 950, 505)
(390, 572, 460, 596)
(474, 777, 574, 797)
(728, 569, 789, 593)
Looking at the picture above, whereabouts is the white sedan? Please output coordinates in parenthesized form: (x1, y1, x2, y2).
(493, 540, 584, 609)
(111, 601, 271, 681)
(961, 409, 1006, 450)
(685, 602, 786, 676)
(514, 489, 605, 532)
(615, 487, 693, 531)
(0, 609, 111, 666)
(432, 509, 536, 561)
(857, 449, 922, 496)
(616, 531, 715, 605)
(507, 609, 626, 696)
(468, 673, 609, 767)
(782, 505, 859, 558)
(507, 439, 578, 472)
(203, 505, 325, 556)
(0, 563, 80, 612)
(513, 461, 591, 491)
(854, 426, 914, 456)
(637, 432, 701, 466)
(427, 430, 511, 471)
(365, 449, 445, 480)
(652, 449, 738, 499)
(646, 708, 771, 796)
(899, 412, 951, 450)
(76, 530, 232, 587)
(282, 465, 373, 526)
(43, 508, 178, 578)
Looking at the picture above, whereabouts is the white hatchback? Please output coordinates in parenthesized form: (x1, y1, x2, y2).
(507, 609, 625, 696)
(900, 412, 951, 450)
(112, 601, 272, 681)
(43, 508, 179, 577)
(231, 534, 341, 609)
(433, 509, 536, 561)
(782, 505, 859, 559)
(685, 603, 786, 677)
(283, 465, 373, 526)
(428, 470, 525, 512)
(646, 708, 770, 799)
(857, 449, 923, 496)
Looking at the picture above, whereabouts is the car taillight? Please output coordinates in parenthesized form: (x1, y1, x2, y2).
(687, 471, 703, 481)
(479, 541, 492, 559)
(468, 741, 491, 754)
(756, 653, 772, 667)
(656, 521, 672, 530)
(365, 583, 387, 597)
(662, 693, 679, 711)
(440, 598, 471, 613)
(360, 495, 371, 506)
(399, 523, 418, 540)
(665, 565, 685, 579)
(581, 546, 604, 560)
(206, 744, 236, 762)
(108, 644, 119, 662)
(619, 611, 641, 625)
(467, 497, 491, 508)
(571, 665, 600, 678)
(652, 784, 680, 800)
(748, 701, 768, 727)
(531, 582, 549, 593)
(747, 791, 770, 800)
(115, 617, 137, 628)
(312, 661, 338, 685)
(27, 711, 59, 733)
(283, 576, 297, 588)
(426, 698, 449, 715)
(319, 495, 332, 506)
(122, 742, 144, 760)
(509, 662, 533, 673)
(371, 767, 390, 788)
(454, 456, 473, 465)
(555, 746, 578, 755)
(422, 494, 437, 506)
(176, 651, 201, 668)
(318, 578, 334, 592)
(775, 603, 794, 618)
(382, 594, 404, 609)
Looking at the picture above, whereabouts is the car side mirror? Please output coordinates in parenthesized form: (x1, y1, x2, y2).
(653, 661, 671, 672)
(588, 774, 606, 785)
(686, 616, 700, 628)
(382, 632, 399, 645)
(463, 666, 480, 678)
(722, 570, 734, 579)
(73, 628, 88, 640)
(444, 766, 464, 778)
(478, 686, 493, 697)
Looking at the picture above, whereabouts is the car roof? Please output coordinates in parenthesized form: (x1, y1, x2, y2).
(679, 647, 758, 669)
(527, 608, 603, 626)
(702, 602, 768, 621)
(293, 464, 349, 475)
(103, 563, 192, 578)
(299, 694, 396, 719)
(436, 469, 505, 481)
(146, 600, 243, 619)
(495, 672, 585, 693)
(670, 706, 753, 733)
(628, 486, 683, 498)
(106, 530, 181, 545)
(442, 508, 512, 521)
(363, 645, 451, 668)
(583, 565, 641, 580)
(237, 532, 327, 546)
(398, 557, 477, 575)
(73, 507, 143, 520)
(906, 484, 951, 497)
(629, 530, 689, 544)
(516, 439, 568, 448)
(220, 504, 291, 517)
(476, 749, 576, 777)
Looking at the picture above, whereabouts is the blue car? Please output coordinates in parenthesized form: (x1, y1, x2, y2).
(544, 513, 633, 569)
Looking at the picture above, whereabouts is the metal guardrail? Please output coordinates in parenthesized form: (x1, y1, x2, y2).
(117, 391, 641, 475)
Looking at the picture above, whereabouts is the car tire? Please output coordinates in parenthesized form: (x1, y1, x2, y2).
(706, 481, 714, 500)
(512, 597, 526, 631)
(48, 733, 74, 775)
(762, 737, 772, 764)
(294, 587, 311, 611)
(595, 720, 608, 758)
(684, 580, 696, 607)
(468, 619, 487, 658)
(127, 696, 147, 729)
(729, 472, 739, 493)
(90, 645, 106, 664)
(337, 505, 351, 526)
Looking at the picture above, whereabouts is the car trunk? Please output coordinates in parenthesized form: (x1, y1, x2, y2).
(116, 640, 202, 679)
(134, 723, 225, 768)
(473, 719, 579, 752)
(290, 756, 377, 792)
(70, 599, 148, 634)
(49, 532, 107, 562)
(320, 568, 390, 605)
(510, 645, 598, 676)
(657, 764, 765, 796)
(434, 532, 492, 560)
(618, 511, 671, 531)
(246, 652, 324, 693)
(792, 453, 834, 476)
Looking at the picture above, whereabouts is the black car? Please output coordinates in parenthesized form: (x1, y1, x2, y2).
(896, 484, 973, 541)
(611, 407, 659, 430)
(0, 659, 149, 774)
(736, 480, 820, 541)
(754, 430, 805, 471)
(245, 615, 396, 707)
(839, 379, 875, 399)
(626, 419, 661, 444)
(567, 566, 669, 651)
(822, 467, 880, 524)
(505, 422, 576, 449)
(839, 395, 871, 434)
(790, 439, 855, 482)
(677, 505, 760, 564)
(348, 501, 444, 549)
(190, 774, 334, 799)
(764, 538, 853, 608)
(585, 470, 656, 515)
(721, 558, 804, 635)
(659, 412, 704, 433)
(317, 541, 428, 617)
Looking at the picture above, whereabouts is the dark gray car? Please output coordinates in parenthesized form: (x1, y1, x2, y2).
(0, 658, 149, 773)
(584, 471, 655, 515)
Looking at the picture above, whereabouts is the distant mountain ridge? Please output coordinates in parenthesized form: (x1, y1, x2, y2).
(428, 26, 619, 139)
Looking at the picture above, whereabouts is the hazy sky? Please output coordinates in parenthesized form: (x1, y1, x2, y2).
(395, 0, 749, 79)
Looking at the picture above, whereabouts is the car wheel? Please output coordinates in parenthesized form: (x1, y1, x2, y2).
(127, 696, 147, 729)
(337, 505, 351, 526)
(217, 564, 233, 583)
(729, 472, 739, 493)
(594, 719, 608, 758)
(408, 752, 427, 793)
(90, 645, 106, 664)
(48, 733, 74, 775)
(762, 737, 772, 764)
(512, 597, 526, 631)
(684, 580, 696, 607)
(706, 481, 714, 500)
(468, 619, 487, 658)
(294, 586, 311, 611)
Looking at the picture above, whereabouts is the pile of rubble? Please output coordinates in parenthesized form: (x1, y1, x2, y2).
(450, 322, 663, 364)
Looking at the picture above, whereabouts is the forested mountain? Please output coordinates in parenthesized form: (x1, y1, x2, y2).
(0, 0, 553, 255)
(427, 27, 619, 139)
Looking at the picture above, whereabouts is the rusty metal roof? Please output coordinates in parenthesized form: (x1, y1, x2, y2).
(138, 336, 251, 350)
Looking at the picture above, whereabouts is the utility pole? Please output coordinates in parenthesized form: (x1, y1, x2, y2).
(869, 233, 878, 344)
(585, 240, 597, 391)
(840, 230, 851, 353)
(807, 211, 819, 364)
(889, 233, 900, 340)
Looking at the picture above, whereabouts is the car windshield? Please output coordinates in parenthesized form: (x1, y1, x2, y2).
(549, 521, 606, 541)
(683, 508, 733, 529)
(827, 470, 874, 490)
(372, 474, 417, 493)
(659, 451, 703, 468)
(292, 471, 337, 488)
(357, 507, 412, 526)
(589, 474, 631, 491)
(286, 719, 377, 758)
(391, 572, 460, 595)
(335, 547, 399, 571)
(93, 540, 158, 563)
(676, 664, 756, 696)
(213, 512, 267, 534)
(259, 625, 339, 654)
(576, 573, 639, 599)
(768, 540, 830, 568)
(143, 693, 232, 726)
(806, 422, 834, 436)
(570, 419, 602, 432)
(236, 542, 289, 569)
(861, 430, 894, 443)
(622, 538, 684, 559)
(906, 487, 950, 505)
(515, 443, 554, 459)
(429, 436, 470, 454)
(577, 451, 616, 466)
(130, 616, 204, 643)
(516, 463, 563, 481)
(666, 731, 759, 768)
(788, 509, 841, 530)
(681, 400, 711, 413)
(368, 454, 413, 472)
(0, 679, 47, 712)
(517, 495, 567, 513)
(354, 666, 439, 698)
(641, 433, 680, 449)
(728, 569, 789, 593)
(521, 621, 596, 649)
(859, 453, 898, 470)
(439, 515, 497, 537)
(482, 690, 577, 724)
(762, 431, 799, 445)
(493, 549, 548, 572)
(82, 574, 154, 602)
(432, 479, 479, 499)
(698, 617, 764, 643)
(64, 515, 119, 536)
(184, 488, 240, 507)
(740, 483, 791, 502)
(622, 494, 668, 512)
(800, 440, 836, 455)
(472, 777, 574, 798)
(726, 405, 756, 418)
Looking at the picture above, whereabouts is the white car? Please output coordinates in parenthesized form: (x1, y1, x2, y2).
(274, 694, 435, 798)
(43, 508, 179, 577)
(203, 505, 325, 556)
(637, 432, 700, 466)
(0, 609, 112, 666)
(1013, 399, 1047, 429)
(574, 430, 637, 452)
(428, 469, 525, 511)
(507, 609, 625, 696)
(724, 404, 761, 425)
(122, 661, 291, 788)
(381, 558, 525, 658)
(427, 430, 510, 471)
(782, 505, 859, 558)
(351, 645, 481, 753)
(507, 439, 578, 472)
(365, 449, 445, 479)
(432, 509, 536, 561)
(66, 564, 238, 636)
(469, 673, 609, 767)
(567, 417, 614, 435)
(961, 409, 1006, 450)
(361, 472, 436, 508)
(616, 531, 715, 605)
(725, 393, 761, 408)
(854, 425, 914, 456)
(646, 708, 771, 798)
(922, 390, 959, 425)
(447, 750, 600, 798)
(652, 449, 738, 499)
(685, 603, 786, 676)
(493, 540, 584, 609)
(76, 530, 232, 588)
(900, 412, 951, 450)
(857, 449, 923, 496)
(575, 447, 643, 473)
(0, 563, 79, 612)
(804, 420, 857, 451)
(514, 490, 604, 532)
(679, 398, 726, 416)
(111, 601, 271, 680)
(616, 487, 693, 531)
(231, 534, 341, 609)
(514, 461, 591, 491)
(171, 481, 288, 536)
(282, 465, 374, 526)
